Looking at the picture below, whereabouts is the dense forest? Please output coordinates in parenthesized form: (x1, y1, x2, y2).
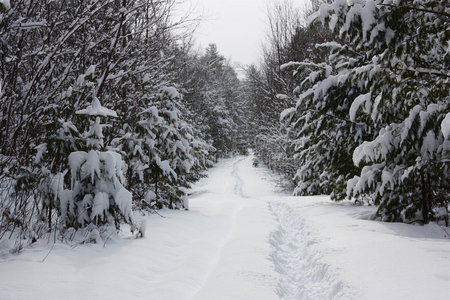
(0, 0, 448, 252)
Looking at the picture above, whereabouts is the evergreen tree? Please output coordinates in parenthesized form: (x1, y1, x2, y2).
(319, 0, 450, 222)
(137, 87, 197, 208)
(67, 96, 134, 229)
(285, 0, 449, 222)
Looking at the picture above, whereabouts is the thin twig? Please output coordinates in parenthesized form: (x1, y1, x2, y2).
(41, 243, 55, 263)
(151, 209, 166, 218)
(434, 223, 450, 240)
(103, 230, 115, 248)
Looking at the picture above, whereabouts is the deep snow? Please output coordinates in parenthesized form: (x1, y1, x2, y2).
(0, 156, 449, 300)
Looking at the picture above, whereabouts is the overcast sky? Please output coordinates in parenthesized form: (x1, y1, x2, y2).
(177, 0, 309, 68)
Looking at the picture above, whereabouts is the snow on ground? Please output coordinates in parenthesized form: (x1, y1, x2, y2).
(0, 156, 449, 300)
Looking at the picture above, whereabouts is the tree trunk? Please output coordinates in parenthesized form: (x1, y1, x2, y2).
(421, 173, 430, 223)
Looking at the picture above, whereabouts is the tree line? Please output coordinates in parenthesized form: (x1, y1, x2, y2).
(0, 0, 243, 248)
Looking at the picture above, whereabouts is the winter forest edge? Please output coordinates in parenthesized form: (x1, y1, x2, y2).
(0, 0, 449, 255)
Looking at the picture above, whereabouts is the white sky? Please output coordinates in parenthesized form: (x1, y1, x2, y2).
(176, 0, 309, 67)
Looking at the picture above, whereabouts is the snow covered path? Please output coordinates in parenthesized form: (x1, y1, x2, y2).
(1, 156, 449, 300)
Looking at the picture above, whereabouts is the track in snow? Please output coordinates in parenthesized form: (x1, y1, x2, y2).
(268, 201, 353, 300)
(193, 156, 353, 300)
(231, 157, 249, 198)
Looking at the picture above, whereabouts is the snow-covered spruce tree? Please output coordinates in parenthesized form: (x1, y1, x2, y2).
(279, 18, 368, 198)
(281, 56, 373, 199)
(67, 96, 134, 229)
(114, 84, 213, 210)
(151, 87, 196, 208)
(35, 119, 82, 232)
(201, 45, 240, 156)
(313, 0, 449, 222)
(133, 87, 192, 208)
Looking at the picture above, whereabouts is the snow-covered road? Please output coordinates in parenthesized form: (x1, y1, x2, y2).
(1, 156, 449, 300)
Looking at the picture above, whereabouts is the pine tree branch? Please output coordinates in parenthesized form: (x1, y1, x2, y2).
(378, 3, 450, 18)
(402, 68, 450, 79)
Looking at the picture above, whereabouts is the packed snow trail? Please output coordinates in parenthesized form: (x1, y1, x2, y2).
(268, 202, 354, 300)
(1, 156, 449, 300)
